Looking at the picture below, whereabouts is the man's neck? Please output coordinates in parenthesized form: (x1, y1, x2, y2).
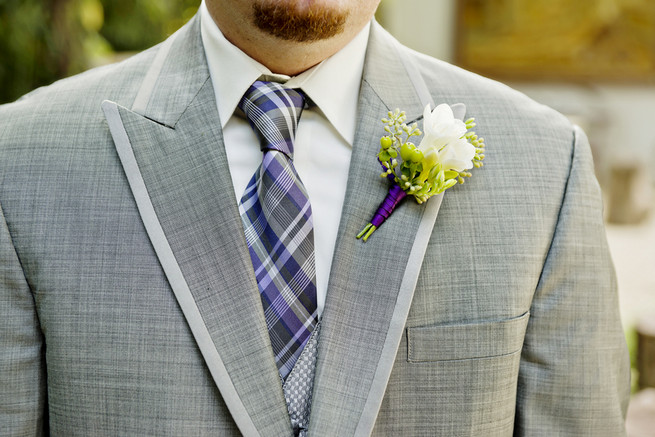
(212, 26, 351, 76)
(205, 0, 378, 76)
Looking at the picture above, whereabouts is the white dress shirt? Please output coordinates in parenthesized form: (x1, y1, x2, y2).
(199, 1, 370, 316)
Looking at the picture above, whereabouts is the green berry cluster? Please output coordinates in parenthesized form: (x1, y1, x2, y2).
(457, 119, 485, 184)
(377, 109, 421, 178)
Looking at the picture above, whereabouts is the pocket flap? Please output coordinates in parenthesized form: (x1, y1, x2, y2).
(407, 312, 530, 362)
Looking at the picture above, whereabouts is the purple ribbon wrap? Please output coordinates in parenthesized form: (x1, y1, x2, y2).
(357, 175, 409, 242)
(370, 183, 407, 227)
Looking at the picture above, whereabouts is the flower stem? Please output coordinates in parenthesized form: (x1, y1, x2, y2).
(356, 183, 407, 242)
(356, 223, 377, 242)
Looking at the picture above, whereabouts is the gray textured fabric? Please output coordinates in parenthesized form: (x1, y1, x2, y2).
(0, 12, 630, 437)
(101, 100, 260, 436)
(283, 322, 321, 437)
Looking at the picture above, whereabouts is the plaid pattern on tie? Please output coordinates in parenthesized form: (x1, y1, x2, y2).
(238, 81, 318, 381)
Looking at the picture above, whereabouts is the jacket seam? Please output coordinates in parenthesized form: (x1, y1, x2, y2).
(533, 126, 577, 304)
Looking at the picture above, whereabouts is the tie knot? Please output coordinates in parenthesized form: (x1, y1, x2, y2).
(239, 81, 305, 158)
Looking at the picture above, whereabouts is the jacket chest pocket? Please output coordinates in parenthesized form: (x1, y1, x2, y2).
(374, 312, 532, 435)
(406, 311, 530, 362)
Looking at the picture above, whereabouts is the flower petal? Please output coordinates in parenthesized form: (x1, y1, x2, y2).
(418, 134, 448, 152)
(422, 103, 467, 145)
(438, 139, 476, 172)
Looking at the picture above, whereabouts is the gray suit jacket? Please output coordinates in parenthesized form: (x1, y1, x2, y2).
(0, 15, 630, 436)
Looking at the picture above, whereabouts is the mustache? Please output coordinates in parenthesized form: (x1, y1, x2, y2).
(252, 3, 349, 42)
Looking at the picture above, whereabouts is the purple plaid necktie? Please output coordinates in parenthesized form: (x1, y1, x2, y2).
(238, 81, 318, 381)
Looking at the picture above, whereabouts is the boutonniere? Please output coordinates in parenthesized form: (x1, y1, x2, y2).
(356, 104, 485, 242)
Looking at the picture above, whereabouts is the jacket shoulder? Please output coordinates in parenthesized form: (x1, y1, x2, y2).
(410, 47, 571, 131)
(0, 44, 159, 125)
(403, 45, 576, 166)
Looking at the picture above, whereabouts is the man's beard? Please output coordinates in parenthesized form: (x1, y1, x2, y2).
(252, 2, 349, 42)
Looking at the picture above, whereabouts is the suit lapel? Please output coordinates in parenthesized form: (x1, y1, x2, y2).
(102, 17, 292, 437)
(308, 22, 445, 436)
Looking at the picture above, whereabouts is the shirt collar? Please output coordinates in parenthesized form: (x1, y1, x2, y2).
(199, 0, 369, 145)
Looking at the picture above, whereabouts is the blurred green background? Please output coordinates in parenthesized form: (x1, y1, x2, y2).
(0, 0, 199, 104)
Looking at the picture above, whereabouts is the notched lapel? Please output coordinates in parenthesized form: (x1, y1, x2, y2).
(309, 22, 446, 436)
(102, 16, 292, 437)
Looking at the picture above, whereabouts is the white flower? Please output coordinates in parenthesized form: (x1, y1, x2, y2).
(418, 104, 475, 172)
